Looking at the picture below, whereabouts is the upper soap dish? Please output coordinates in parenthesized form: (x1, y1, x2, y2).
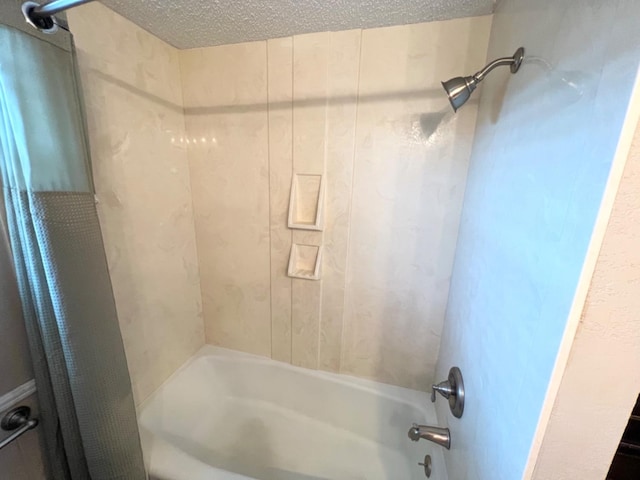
(288, 173, 324, 231)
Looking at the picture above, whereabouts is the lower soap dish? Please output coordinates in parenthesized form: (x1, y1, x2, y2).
(287, 244, 323, 281)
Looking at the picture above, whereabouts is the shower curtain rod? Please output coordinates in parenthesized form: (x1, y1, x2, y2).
(29, 0, 95, 20)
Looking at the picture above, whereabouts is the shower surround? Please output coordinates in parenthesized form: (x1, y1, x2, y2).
(68, 2, 491, 403)
(68, 5, 203, 404)
(180, 18, 491, 390)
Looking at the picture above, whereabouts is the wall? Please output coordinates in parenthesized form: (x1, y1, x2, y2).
(435, 1, 640, 479)
(67, 4, 491, 399)
(530, 72, 640, 480)
(0, 206, 32, 402)
(180, 16, 491, 389)
(0, 188, 45, 480)
(68, 3, 204, 405)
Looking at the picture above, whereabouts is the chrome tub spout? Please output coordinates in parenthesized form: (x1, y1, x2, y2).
(408, 423, 451, 449)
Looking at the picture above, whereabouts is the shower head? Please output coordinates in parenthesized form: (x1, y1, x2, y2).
(442, 47, 525, 112)
(441, 76, 478, 112)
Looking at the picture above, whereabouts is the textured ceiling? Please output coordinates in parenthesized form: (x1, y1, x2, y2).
(99, 0, 494, 49)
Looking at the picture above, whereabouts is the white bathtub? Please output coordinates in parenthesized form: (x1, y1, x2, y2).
(138, 346, 448, 480)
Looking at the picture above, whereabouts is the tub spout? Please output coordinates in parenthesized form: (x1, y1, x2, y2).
(408, 423, 450, 449)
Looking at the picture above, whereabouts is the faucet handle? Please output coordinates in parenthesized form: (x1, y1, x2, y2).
(431, 381, 454, 403)
(430, 367, 465, 418)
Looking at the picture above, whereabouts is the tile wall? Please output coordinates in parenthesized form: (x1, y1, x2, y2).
(69, 3, 204, 404)
(181, 16, 491, 389)
(71, 2, 493, 395)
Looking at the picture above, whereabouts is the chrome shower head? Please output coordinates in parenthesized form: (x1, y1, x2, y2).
(442, 47, 525, 112)
(441, 76, 479, 112)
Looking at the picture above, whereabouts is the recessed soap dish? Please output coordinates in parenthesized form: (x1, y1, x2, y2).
(287, 244, 323, 280)
(288, 174, 324, 231)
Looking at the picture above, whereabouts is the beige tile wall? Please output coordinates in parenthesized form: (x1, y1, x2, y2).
(68, 3, 204, 405)
(180, 41, 272, 358)
(181, 16, 492, 389)
(69, 2, 491, 395)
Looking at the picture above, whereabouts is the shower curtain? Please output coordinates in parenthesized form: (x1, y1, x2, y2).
(0, 23, 146, 480)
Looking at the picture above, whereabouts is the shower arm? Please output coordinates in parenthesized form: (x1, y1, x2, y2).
(473, 48, 525, 83)
(473, 58, 516, 82)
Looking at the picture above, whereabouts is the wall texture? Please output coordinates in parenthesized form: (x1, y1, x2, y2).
(435, 1, 640, 479)
(530, 77, 640, 480)
(68, 3, 204, 405)
(180, 16, 491, 389)
(99, 0, 494, 48)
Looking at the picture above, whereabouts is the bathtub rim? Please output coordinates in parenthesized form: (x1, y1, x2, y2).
(137, 345, 432, 417)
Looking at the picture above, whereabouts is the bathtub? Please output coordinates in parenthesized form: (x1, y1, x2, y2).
(138, 346, 448, 480)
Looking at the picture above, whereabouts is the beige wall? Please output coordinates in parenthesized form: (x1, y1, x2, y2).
(0, 216, 32, 397)
(181, 17, 491, 389)
(68, 3, 204, 405)
(69, 2, 491, 394)
(529, 75, 640, 479)
(0, 393, 45, 480)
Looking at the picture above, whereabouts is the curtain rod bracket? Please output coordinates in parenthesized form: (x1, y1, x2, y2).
(22, 0, 96, 33)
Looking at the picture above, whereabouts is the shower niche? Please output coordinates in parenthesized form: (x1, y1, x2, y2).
(287, 244, 323, 280)
(288, 173, 325, 231)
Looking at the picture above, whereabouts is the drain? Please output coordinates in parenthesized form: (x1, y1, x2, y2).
(418, 454, 432, 478)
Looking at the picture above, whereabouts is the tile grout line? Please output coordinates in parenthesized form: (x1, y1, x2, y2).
(266, 40, 274, 360)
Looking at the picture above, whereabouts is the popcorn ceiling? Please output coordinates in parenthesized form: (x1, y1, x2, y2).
(100, 0, 494, 49)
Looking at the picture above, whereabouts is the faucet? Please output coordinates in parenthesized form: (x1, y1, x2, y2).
(408, 423, 451, 449)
